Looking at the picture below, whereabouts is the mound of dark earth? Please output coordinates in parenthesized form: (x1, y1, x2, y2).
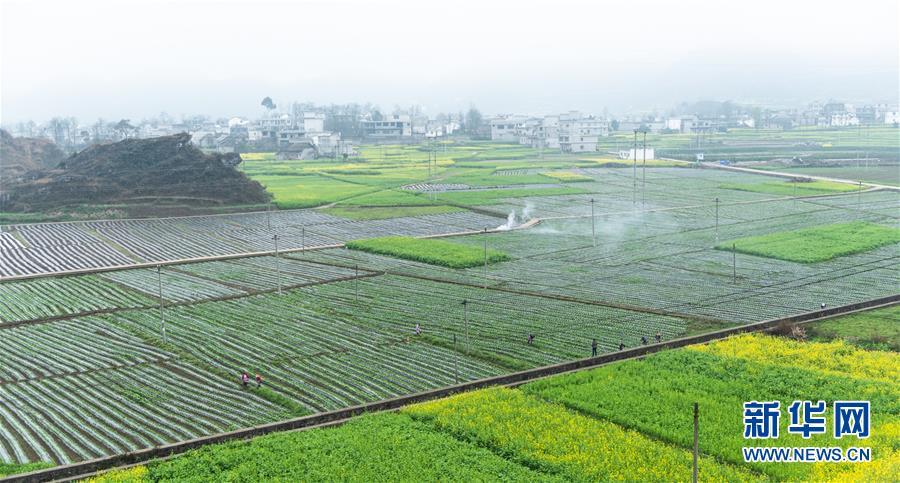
(3, 133, 270, 211)
(0, 128, 66, 179)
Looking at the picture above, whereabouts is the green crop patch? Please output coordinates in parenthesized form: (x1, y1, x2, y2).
(433, 186, 590, 205)
(323, 205, 464, 220)
(718, 221, 900, 263)
(252, 174, 377, 209)
(140, 413, 558, 482)
(719, 180, 858, 196)
(346, 236, 511, 268)
(541, 171, 593, 182)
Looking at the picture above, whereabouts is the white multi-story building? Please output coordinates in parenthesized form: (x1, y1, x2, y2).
(883, 112, 899, 125)
(490, 115, 528, 141)
(558, 111, 608, 153)
(361, 115, 412, 138)
(831, 112, 860, 127)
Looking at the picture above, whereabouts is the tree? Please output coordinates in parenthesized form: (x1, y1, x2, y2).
(371, 109, 384, 122)
(610, 119, 620, 131)
(114, 119, 134, 139)
(465, 106, 483, 135)
(261, 96, 277, 111)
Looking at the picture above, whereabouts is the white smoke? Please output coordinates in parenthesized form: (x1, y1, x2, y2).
(495, 202, 535, 231)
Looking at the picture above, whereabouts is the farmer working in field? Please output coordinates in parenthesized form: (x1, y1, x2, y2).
(256, 373, 263, 388)
(241, 371, 249, 388)
(527, 333, 535, 345)
(591, 338, 598, 357)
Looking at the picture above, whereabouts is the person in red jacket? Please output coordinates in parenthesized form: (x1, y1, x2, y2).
(241, 371, 249, 388)
(255, 373, 263, 388)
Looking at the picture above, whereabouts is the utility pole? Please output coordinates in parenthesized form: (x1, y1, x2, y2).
(642, 130, 647, 206)
(858, 181, 863, 206)
(453, 333, 459, 384)
(590, 198, 596, 246)
(302, 226, 306, 253)
(273, 234, 282, 294)
(462, 299, 469, 354)
(714, 197, 720, 243)
(156, 265, 167, 344)
(355, 264, 359, 303)
(483, 228, 488, 288)
(266, 202, 271, 230)
(732, 243, 737, 283)
(632, 129, 638, 205)
(693, 402, 699, 483)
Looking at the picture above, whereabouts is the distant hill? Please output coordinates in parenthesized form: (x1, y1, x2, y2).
(0, 129, 66, 179)
(3, 133, 270, 212)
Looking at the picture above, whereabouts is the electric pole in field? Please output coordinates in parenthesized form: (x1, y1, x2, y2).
(642, 130, 647, 206)
(483, 228, 488, 288)
(732, 243, 737, 283)
(590, 198, 596, 246)
(156, 265, 167, 344)
(301, 226, 306, 253)
(714, 197, 720, 243)
(355, 264, 359, 303)
(693, 402, 699, 483)
(273, 234, 282, 294)
(632, 129, 638, 205)
(266, 202, 272, 230)
(461, 299, 470, 354)
(453, 333, 459, 383)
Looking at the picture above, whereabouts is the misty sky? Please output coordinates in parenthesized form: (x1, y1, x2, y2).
(2, 0, 898, 123)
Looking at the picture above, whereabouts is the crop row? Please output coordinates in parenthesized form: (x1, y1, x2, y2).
(0, 361, 286, 464)
(0, 275, 154, 324)
(0, 317, 171, 383)
(176, 256, 363, 291)
(101, 268, 245, 303)
(296, 275, 691, 367)
(0, 209, 502, 277)
(101, 292, 505, 412)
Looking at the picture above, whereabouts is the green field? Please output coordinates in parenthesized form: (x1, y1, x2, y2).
(432, 186, 590, 205)
(541, 171, 593, 182)
(718, 221, 900, 263)
(719, 180, 859, 196)
(345, 236, 511, 268)
(128, 413, 558, 482)
(252, 174, 377, 209)
(806, 305, 900, 351)
(323, 205, 464, 220)
(762, 165, 900, 187)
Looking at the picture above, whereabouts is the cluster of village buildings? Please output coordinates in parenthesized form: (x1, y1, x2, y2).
(4, 100, 898, 159)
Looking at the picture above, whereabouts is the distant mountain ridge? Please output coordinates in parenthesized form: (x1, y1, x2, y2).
(3, 133, 270, 212)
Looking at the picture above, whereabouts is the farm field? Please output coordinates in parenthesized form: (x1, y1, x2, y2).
(758, 165, 900, 187)
(87, 329, 897, 482)
(805, 304, 900, 351)
(720, 221, 900, 263)
(0, 148, 897, 474)
(345, 236, 510, 268)
(718, 179, 859, 196)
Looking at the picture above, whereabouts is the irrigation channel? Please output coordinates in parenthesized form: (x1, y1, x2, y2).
(6, 294, 898, 483)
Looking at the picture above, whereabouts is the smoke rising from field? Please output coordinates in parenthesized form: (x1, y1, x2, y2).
(496, 202, 536, 230)
(533, 211, 645, 247)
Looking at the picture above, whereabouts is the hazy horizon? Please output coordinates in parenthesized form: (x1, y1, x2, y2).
(2, 0, 898, 124)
